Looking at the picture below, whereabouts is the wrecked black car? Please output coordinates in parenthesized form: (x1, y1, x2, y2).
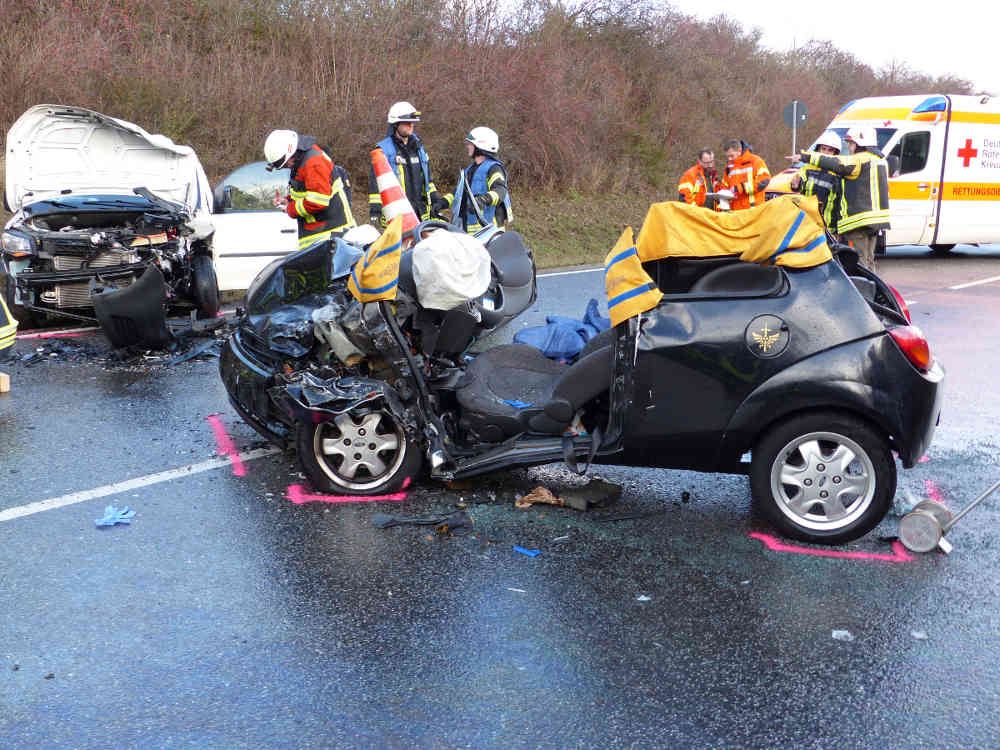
(221, 197, 944, 545)
(2, 105, 218, 344)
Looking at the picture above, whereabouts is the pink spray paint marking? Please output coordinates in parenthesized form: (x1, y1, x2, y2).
(749, 532, 914, 563)
(206, 414, 246, 476)
(16, 326, 100, 340)
(924, 478, 949, 509)
(285, 477, 411, 505)
(918, 454, 931, 464)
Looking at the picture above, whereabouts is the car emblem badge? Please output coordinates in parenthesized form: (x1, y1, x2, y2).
(746, 315, 789, 358)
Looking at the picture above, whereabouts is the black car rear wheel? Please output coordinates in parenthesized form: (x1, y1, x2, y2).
(751, 412, 896, 545)
(191, 254, 219, 319)
(296, 407, 421, 495)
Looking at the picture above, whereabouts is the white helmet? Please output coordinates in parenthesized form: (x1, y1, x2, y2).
(264, 129, 298, 170)
(844, 126, 877, 148)
(465, 126, 499, 155)
(813, 130, 842, 153)
(387, 101, 421, 124)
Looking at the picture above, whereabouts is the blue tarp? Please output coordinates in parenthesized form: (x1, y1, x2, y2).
(513, 298, 610, 362)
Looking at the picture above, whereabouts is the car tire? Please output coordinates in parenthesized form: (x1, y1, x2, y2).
(750, 411, 896, 545)
(190, 254, 219, 319)
(0, 270, 40, 330)
(296, 407, 422, 496)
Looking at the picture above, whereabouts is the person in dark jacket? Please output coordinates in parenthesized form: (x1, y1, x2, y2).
(788, 126, 889, 270)
(446, 126, 512, 233)
(368, 101, 448, 225)
(790, 130, 844, 236)
(264, 129, 355, 248)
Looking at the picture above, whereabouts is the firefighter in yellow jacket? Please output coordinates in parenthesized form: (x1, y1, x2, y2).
(788, 126, 889, 270)
(677, 149, 722, 210)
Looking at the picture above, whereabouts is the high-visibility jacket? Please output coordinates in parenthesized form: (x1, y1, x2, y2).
(286, 139, 356, 249)
(369, 131, 442, 221)
(724, 149, 771, 210)
(796, 164, 843, 231)
(677, 163, 721, 209)
(800, 148, 890, 234)
(448, 158, 513, 233)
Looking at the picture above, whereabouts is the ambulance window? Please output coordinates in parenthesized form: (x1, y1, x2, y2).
(897, 132, 931, 175)
(875, 128, 897, 151)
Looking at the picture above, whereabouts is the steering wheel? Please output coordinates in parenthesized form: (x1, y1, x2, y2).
(410, 218, 452, 243)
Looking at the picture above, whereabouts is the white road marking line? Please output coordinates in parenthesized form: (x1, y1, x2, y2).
(539, 267, 601, 278)
(0, 447, 281, 522)
(949, 275, 1000, 291)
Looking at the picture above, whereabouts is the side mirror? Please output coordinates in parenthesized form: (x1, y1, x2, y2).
(213, 184, 233, 213)
(886, 155, 900, 178)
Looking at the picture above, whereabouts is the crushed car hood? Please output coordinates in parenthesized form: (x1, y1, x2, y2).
(4, 105, 213, 231)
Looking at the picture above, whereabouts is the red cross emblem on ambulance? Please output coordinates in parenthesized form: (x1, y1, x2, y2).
(957, 139, 978, 167)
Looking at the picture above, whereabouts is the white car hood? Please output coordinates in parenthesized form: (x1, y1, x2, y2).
(4, 105, 213, 226)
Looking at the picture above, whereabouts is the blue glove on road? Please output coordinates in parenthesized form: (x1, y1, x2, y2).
(95, 505, 136, 527)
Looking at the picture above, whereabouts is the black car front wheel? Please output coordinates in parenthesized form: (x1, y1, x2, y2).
(190, 254, 219, 319)
(750, 412, 896, 545)
(0, 270, 41, 329)
(296, 408, 421, 495)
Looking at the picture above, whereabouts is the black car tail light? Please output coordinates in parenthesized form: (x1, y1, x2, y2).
(887, 283, 911, 323)
(889, 325, 931, 372)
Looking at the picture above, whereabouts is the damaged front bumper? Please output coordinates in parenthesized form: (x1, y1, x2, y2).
(219, 328, 418, 449)
(90, 265, 173, 349)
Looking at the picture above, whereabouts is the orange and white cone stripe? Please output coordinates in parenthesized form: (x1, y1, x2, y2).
(371, 148, 419, 236)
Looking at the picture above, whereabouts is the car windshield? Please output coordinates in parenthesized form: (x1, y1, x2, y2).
(214, 161, 288, 211)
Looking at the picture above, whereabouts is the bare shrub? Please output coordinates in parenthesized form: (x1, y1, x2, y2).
(0, 0, 976, 202)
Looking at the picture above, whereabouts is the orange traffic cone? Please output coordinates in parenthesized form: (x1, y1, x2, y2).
(371, 148, 419, 238)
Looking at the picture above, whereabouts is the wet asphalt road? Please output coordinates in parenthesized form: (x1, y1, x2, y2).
(2, 245, 1000, 749)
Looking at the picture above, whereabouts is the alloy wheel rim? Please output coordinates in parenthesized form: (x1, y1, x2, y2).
(313, 410, 406, 491)
(769, 430, 876, 532)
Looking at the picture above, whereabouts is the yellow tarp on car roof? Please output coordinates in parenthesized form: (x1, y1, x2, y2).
(0, 294, 18, 356)
(635, 194, 833, 268)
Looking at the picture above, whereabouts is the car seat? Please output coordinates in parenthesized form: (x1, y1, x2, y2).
(455, 340, 614, 442)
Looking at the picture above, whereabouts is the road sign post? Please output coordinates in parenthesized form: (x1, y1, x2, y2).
(783, 100, 808, 154)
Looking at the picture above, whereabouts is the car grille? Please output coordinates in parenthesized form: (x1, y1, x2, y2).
(45, 276, 135, 309)
(53, 250, 140, 270)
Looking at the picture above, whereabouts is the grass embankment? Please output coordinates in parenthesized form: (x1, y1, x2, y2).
(502, 191, 654, 269)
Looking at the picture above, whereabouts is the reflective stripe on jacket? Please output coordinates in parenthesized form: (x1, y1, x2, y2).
(287, 142, 356, 248)
(450, 158, 513, 233)
(724, 150, 770, 210)
(796, 164, 843, 230)
(370, 133, 437, 220)
(803, 149, 890, 233)
(677, 163, 721, 209)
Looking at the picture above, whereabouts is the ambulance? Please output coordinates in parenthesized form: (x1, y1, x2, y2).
(767, 94, 1000, 251)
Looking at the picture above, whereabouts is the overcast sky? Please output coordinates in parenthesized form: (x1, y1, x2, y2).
(687, 2, 998, 96)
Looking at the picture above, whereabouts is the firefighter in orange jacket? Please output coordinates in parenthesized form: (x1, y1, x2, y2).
(264, 129, 356, 249)
(678, 149, 722, 209)
(723, 139, 771, 210)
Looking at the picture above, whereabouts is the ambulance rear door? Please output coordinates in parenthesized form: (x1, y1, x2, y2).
(934, 97, 1000, 246)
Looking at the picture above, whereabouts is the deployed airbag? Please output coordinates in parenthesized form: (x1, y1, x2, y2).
(411, 230, 491, 310)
